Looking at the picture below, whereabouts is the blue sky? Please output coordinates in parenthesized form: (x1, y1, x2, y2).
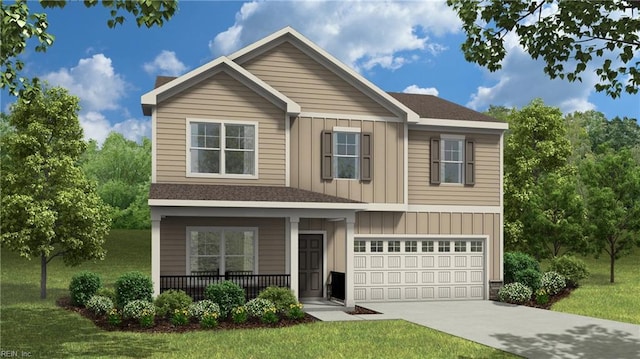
(4, 1, 639, 143)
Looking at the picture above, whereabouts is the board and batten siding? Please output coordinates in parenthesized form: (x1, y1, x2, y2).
(241, 41, 395, 117)
(408, 130, 500, 206)
(291, 117, 404, 203)
(300, 219, 343, 274)
(160, 217, 285, 275)
(155, 72, 287, 185)
(355, 211, 501, 281)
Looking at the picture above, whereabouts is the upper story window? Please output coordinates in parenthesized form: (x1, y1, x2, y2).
(188, 120, 257, 177)
(430, 135, 475, 185)
(321, 128, 372, 181)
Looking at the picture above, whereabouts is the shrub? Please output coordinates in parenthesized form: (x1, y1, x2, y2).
(204, 281, 245, 317)
(549, 255, 589, 287)
(122, 300, 156, 320)
(535, 288, 549, 305)
(260, 308, 279, 324)
(498, 282, 533, 305)
(244, 298, 276, 318)
(154, 290, 193, 318)
(200, 312, 219, 329)
(69, 271, 102, 306)
(115, 271, 153, 308)
(540, 271, 566, 295)
(188, 300, 220, 321)
(257, 286, 297, 313)
(86, 295, 114, 316)
(231, 306, 248, 324)
(95, 287, 116, 303)
(286, 303, 305, 320)
(504, 252, 541, 291)
(171, 309, 190, 326)
(107, 308, 122, 326)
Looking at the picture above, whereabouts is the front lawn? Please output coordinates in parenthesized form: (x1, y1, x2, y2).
(1, 230, 515, 358)
(547, 248, 640, 324)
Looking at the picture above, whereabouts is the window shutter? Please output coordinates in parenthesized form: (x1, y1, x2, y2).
(430, 138, 441, 184)
(465, 139, 475, 185)
(321, 130, 333, 180)
(361, 132, 372, 181)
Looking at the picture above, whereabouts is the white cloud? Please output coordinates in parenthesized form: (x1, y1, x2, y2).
(143, 50, 187, 76)
(403, 84, 439, 96)
(209, 0, 460, 72)
(80, 112, 150, 145)
(43, 54, 127, 112)
(467, 32, 597, 114)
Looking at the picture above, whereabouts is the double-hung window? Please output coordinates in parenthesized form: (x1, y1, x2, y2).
(188, 228, 256, 275)
(442, 138, 464, 183)
(189, 120, 256, 176)
(430, 135, 475, 185)
(334, 132, 359, 179)
(321, 128, 372, 181)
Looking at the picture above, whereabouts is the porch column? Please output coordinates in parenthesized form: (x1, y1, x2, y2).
(344, 216, 356, 308)
(151, 215, 161, 297)
(288, 216, 300, 299)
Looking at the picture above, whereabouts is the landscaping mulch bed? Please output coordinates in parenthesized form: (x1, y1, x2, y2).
(56, 297, 318, 333)
(347, 305, 380, 315)
(525, 287, 576, 309)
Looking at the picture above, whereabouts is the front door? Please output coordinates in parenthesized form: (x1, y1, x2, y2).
(298, 234, 323, 298)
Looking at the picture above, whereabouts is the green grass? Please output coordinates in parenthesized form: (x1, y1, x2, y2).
(1, 229, 515, 358)
(547, 248, 640, 324)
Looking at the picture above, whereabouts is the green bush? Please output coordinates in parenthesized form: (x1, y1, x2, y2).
(95, 287, 116, 303)
(188, 300, 221, 321)
(200, 312, 219, 329)
(154, 289, 193, 318)
(86, 295, 114, 316)
(69, 271, 102, 307)
(286, 303, 305, 320)
(498, 282, 533, 305)
(257, 286, 298, 312)
(122, 299, 156, 320)
(244, 298, 276, 318)
(540, 271, 566, 295)
(115, 271, 153, 308)
(504, 252, 541, 291)
(260, 308, 279, 324)
(231, 306, 248, 324)
(204, 281, 245, 317)
(549, 255, 589, 287)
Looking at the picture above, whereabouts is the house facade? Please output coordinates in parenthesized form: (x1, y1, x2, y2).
(142, 27, 507, 307)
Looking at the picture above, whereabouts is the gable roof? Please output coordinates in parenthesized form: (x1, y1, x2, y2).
(141, 57, 300, 116)
(387, 92, 504, 123)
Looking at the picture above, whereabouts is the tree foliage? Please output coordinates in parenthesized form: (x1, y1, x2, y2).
(448, 0, 640, 98)
(81, 133, 151, 229)
(1, 0, 178, 96)
(0, 86, 111, 299)
(580, 149, 640, 283)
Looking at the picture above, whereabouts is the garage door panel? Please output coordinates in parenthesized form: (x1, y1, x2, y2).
(354, 238, 486, 302)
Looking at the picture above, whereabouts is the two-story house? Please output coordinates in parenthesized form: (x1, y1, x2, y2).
(141, 27, 507, 308)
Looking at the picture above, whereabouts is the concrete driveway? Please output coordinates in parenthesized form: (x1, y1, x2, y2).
(359, 301, 640, 359)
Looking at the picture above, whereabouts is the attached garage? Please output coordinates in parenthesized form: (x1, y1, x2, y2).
(353, 237, 487, 301)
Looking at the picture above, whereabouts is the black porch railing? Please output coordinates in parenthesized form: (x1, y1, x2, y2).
(329, 271, 345, 301)
(160, 273, 291, 301)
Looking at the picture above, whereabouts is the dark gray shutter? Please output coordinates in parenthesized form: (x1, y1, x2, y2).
(360, 132, 372, 181)
(321, 130, 333, 180)
(430, 138, 441, 184)
(465, 139, 475, 185)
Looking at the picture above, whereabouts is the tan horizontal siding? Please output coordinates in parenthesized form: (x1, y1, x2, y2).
(408, 130, 500, 206)
(241, 42, 395, 117)
(290, 117, 403, 203)
(155, 72, 286, 186)
(355, 211, 501, 281)
(160, 217, 285, 275)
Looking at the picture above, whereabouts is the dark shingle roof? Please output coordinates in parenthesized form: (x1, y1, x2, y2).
(154, 76, 177, 88)
(150, 183, 361, 203)
(388, 92, 504, 123)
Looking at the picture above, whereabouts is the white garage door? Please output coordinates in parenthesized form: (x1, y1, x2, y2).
(353, 239, 485, 301)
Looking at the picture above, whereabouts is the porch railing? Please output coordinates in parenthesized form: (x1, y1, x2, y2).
(160, 274, 291, 301)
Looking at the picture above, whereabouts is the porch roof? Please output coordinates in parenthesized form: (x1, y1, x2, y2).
(150, 183, 362, 204)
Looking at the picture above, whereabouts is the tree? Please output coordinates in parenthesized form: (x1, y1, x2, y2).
(580, 149, 640, 283)
(0, 86, 111, 299)
(503, 99, 573, 252)
(448, 0, 640, 98)
(1, 0, 178, 96)
(81, 132, 151, 229)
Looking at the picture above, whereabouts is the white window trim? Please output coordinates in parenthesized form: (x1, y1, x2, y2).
(440, 134, 465, 185)
(185, 226, 259, 275)
(186, 118, 259, 179)
(332, 126, 362, 133)
(333, 131, 360, 180)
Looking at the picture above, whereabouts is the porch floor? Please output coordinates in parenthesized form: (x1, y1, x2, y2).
(300, 298, 345, 312)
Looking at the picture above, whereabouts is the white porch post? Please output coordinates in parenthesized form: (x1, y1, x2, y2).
(151, 214, 161, 297)
(344, 216, 356, 308)
(289, 216, 300, 299)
